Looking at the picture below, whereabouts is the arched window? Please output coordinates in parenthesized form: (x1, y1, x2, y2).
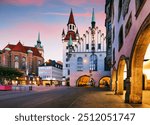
(15, 61, 19, 69)
(70, 25, 72, 30)
(38, 60, 41, 65)
(118, 25, 123, 51)
(90, 54, 97, 71)
(77, 57, 83, 71)
(21, 62, 26, 70)
(73, 25, 74, 30)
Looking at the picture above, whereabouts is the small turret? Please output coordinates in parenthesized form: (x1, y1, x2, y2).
(62, 29, 65, 40)
(76, 29, 79, 40)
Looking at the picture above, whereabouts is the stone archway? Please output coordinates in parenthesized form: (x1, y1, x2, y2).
(130, 15, 150, 104)
(76, 75, 94, 87)
(99, 76, 111, 88)
(111, 68, 117, 91)
(117, 57, 127, 95)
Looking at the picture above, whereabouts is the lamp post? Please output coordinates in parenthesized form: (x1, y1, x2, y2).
(89, 70, 92, 86)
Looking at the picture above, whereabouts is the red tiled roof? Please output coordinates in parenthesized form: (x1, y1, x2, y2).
(3, 42, 42, 57)
(12, 42, 26, 53)
(6, 44, 15, 49)
(64, 31, 76, 40)
(25, 46, 42, 57)
(67, 9, 75, 25)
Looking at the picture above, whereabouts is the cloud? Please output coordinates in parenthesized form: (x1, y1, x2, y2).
(0, 22, 64, 60)
(42, 12, 69, 16)
(42, 11, 105, 18)
(62, 0, 105, 6)
(62, 0, 87, 6)
(42, 12, 91, 17)
(0, 0, 45, 6)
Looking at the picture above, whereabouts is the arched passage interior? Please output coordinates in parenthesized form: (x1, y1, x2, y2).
(76, 75, 94, 87)
(99, 76, 111, 88)
(111, 69, 117, 91)
(117, 58, 127, 95)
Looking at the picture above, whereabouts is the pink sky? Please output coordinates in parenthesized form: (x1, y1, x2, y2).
(0, 0, 45, 6)
(0, 0, 106, 61)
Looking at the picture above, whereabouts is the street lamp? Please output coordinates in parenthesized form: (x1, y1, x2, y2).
(89, 70, 92, 86)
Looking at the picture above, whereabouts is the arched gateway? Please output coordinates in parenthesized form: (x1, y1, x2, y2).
(99, 76, 110, 88)
(129, 15, 150, 104)
(76, 75, 95, 87)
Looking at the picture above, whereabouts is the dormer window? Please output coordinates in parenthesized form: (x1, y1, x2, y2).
(22, 57, 26, 62)
(15, 56, 19, 61)
(38, 60, 41, 65)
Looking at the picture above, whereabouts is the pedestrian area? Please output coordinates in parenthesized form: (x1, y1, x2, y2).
(0, 87, 150, 108)
(119, 90, 150, 108)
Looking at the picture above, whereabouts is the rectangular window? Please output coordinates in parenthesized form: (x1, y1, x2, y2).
(68, 70, 70, 75)
(66, 52, 68, 56)
(86, 44, 89, 50)
(113, 26, 115, 42)
(118, 25, 123, 51)
(66, 58, 68, 62)
(125, 13, 132, 37)
(66, 64, 70, 67)
(98, 43, 101, 50)
(118, 0, 122, 22)
(135, 0, 146, 18)
(113, 48, 115, 64)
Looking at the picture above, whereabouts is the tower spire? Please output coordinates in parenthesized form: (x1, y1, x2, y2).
(91, 8, 96, 28)
(38, 32, 40, 41)
(92, 8, 95, 22)
(67, 9, 75, 25)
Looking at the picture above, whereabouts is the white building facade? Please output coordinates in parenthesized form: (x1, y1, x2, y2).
(62, 9, 110, 87)
(38, 60, 63, 85)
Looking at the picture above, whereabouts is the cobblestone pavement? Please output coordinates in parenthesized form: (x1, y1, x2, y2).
(0, 86, 149, 108)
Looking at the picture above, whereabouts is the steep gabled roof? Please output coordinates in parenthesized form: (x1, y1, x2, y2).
(67, 9, 75, 25)
(12, 42, 26, 53)
(3, 41, 42, 57)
